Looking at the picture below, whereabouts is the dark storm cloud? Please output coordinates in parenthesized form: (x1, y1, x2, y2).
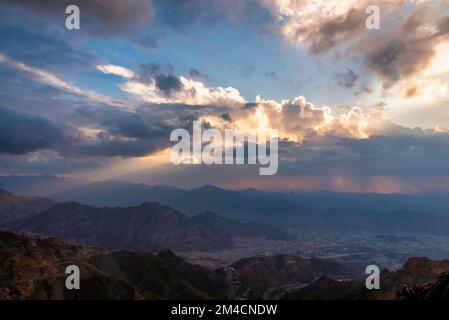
(71, 105, 178, 139)
(0, 106, 75, 154)
(0, 23, 99, 71)
(136, 102, 231, 126)
(107, 114, 169, 139)
(2, 0, 154, 35)
(3, 100, 449, 188)
(62, 101, 235, 158)
(64, 105, 177, 157)
(0, 150, 111, 175)
(335, 68, 359, 88)
(114, 130, 449, 192)
(72, 100, 229, 132)
(64, 102, 233, 158)
(0, 61, 129, 122)
(2, 0, 276, 43)
(0, 102, 192, 159)
(63, 133, 170, 158)
(277, 133, 449, 177)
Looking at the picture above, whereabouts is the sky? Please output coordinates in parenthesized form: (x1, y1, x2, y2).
(1, 0, 449, 193)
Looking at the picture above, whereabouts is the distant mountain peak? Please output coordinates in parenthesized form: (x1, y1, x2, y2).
(192, 185, 226, 192)
(137, 201, 165, 208)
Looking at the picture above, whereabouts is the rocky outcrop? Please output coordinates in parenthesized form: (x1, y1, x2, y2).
(0, 231, 230, 300)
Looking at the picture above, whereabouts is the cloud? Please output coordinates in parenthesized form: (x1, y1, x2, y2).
(0, 106, 75, 154)
(355, 84, 373, 96)
(335, 68, 359, 88)
(3, 51, 442, 170)
(3, 0, 449, 192)
(264, 71, 278, 80)
(0, 22, 99, 71)
(115, 130, 449, 193)
(96, 64, 135, 79)
(2, 0, 154, 35)
(264, 0, 367, 47)
(119, 77, 246, 106)
(4, 81, 449, 194)
(97, 62, 246, 106)
(361, 8, 449, 89)
(0, 149, 112, 176)
(154, 74, 183, 95)
(60, 104, 193, 158)
(273, 132, 449, 192)
(261, 0, 449, 95)
(0, 101, 185, 159)
(0, 53, 127, 109)
(8, 0, 446, 99)
(3, 0, 276, 47)
(241, 64, 256, 79)
(63, 132, 170, 158)
(263, 0, 408, 50)
(216, 96, 371, 141)
(60, 101, 241, 159)
(308, 8, 367, 54)
(189, 68, 209, 81)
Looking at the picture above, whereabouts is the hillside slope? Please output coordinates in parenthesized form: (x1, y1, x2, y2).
(0, 231, 230, 299)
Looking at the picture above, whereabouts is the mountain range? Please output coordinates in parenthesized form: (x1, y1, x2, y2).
(0, 189, 294, 252)
(45, 184, 449, 237)
(3, 175, 449, 238)
(3, 175, 449, 215)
